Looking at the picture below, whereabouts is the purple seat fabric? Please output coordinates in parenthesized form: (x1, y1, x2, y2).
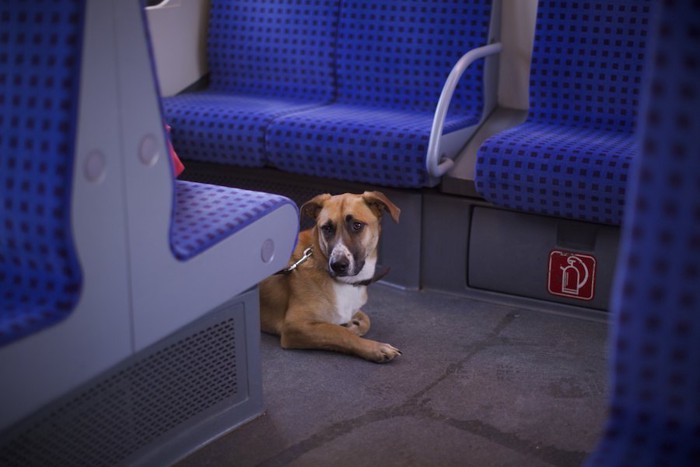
(476, 123, 636, 224)
(475, 0, 652, 225)
(586, 1, 700, 465)
(163, 93, 327, 168)
(266, 104, 479, 187)
(170, 181, 297, 261)
(266, 0, 492, 188)
(162, 0, 340, 167)
(0, 1, 85, 346)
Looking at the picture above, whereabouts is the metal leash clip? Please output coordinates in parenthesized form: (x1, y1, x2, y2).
(281, 246, 313, 274)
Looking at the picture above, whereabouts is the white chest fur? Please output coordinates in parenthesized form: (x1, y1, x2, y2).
(331, 282, 368, 325)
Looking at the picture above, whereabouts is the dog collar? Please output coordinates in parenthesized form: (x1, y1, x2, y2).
(346, 265, 391, 287)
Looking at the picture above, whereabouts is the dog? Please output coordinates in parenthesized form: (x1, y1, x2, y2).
(260, 191, 401, 363)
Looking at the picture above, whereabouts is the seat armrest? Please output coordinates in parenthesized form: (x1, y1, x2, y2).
(426, 42, 503, 178)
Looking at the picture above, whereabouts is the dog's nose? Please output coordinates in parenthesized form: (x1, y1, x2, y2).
(330, 258, 349, 275)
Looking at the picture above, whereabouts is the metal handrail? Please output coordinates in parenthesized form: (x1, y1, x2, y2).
(426, 42, 503, 178)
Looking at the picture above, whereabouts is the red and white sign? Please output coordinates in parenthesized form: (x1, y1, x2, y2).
(547, 250, 596, 301)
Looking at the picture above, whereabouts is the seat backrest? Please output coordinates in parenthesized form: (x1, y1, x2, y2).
(0, 1, 85, 346)
(335, 0, 492, 113)
(207, 0, 340, 101)
(586, 1, 700, 465)
(528, 0, 652, 132)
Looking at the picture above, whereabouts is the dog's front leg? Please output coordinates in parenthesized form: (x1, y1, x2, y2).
(281, 320, 400, 363)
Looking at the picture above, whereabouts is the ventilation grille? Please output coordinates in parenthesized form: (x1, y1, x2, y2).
(0, 318, 239, 467)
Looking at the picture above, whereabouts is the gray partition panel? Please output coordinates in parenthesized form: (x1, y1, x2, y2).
(468, 207, 620, 310)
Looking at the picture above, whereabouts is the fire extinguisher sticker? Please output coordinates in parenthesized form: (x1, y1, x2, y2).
(547, 250, 596, 301)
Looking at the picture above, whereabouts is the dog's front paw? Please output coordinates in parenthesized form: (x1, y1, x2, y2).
(369, 342, 401, 363)
(342, 311, 371, 336)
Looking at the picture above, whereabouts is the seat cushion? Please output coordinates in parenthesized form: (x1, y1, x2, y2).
(475, 122, 636, 225)
(266, 104, 480, 188)
(170, 180, 296, 261)
(163, 92, 329, 167)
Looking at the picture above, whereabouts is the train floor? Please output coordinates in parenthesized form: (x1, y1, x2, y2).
(177, 284, 610, 467)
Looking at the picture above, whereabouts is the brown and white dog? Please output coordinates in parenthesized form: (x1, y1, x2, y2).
(260, 191, 401, 363)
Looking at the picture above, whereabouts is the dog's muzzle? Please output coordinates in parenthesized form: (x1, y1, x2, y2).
(329, 257, 366, 277)
(328, 243, 365, 278)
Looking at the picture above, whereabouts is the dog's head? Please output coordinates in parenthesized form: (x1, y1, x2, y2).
(301, 191, 400, 282)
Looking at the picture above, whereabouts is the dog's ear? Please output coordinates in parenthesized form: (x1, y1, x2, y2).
(362, 191, 401, 223)
(301, 193, 332, 221)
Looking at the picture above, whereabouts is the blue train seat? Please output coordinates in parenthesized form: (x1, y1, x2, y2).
(586, 1, 700, 464)
(475, 0, 652, 225)
(0, 0, 298, 463)
(161, 0, 341, 167)
(266, 0, 496, 188)
(0, 1, 84, 346)
(162, 0, 499, 188)
(170, 180, 295, 260)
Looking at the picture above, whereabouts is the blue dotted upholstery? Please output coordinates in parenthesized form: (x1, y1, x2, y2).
(162, 0, 341, 167)
(475, 0, 652, 225)
(171, 181, 297, 261)
(266, 0, 492, 188)
(0, 1, 85, 346)
(586, 2, 700, 465)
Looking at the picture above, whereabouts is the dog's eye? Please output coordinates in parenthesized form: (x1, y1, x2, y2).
(321, 223, 335, 236)
(352, 222, 364, 232)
